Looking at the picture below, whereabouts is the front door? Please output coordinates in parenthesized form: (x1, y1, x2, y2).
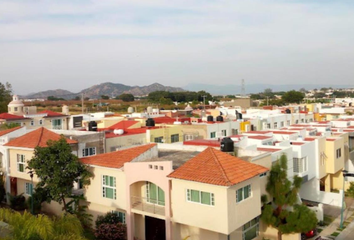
(145, 216, 166, 240)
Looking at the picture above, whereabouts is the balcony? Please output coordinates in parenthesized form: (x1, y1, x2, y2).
(131, 196, 165, 216)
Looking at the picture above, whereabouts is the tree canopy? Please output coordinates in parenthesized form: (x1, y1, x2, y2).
(116, 93, 135, 102)
(147, 90, 212, 103)
(0, 82, 13, 113)
(281, 90, 305, 104)
(28, 136, 92, 212)
(261, 155, 317, 240)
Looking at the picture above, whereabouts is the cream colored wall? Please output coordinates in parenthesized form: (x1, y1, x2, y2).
(181, 124, 208, 140)
(97, 117, 125, 129)
(325, 139, 344, 174)
(8, 149, 39, 182)
(250, 154, 271, 199)
(16, 178, 32, 197)
(172, 222, 227, 240)
(147, 125, 183, 143)
(88, 201, 126, 224)
(261, 224, 300, 240)
(171, 179, 229, 234)
(331, 170, 344, 191)
(134, 214, 145, 240)
(105, 133, 146, 152)
(227, 177, 262, 233)
(318, 138, 327, 179)
(43, 117, 69, 130)
(85, 166, 126, 211)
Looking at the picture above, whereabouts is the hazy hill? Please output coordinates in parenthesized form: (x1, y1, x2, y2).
(24, 82, 184, 99)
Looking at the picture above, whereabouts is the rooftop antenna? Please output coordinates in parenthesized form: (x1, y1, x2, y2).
(241, 79, 245, 97)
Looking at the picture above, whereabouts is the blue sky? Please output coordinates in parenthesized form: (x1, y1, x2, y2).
(0, 0, 353, 94)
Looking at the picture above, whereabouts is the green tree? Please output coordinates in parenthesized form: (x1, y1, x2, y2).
(0, 208, 87, 240)
(261, 155, 317, 240)
(281, 90, 304, 104)
(0, 82, 13, 113)
(101, 95, 110, 100)
(116, 93, 134, 102)
(28, 136, 92, 212)
(0, 122, 20, 131)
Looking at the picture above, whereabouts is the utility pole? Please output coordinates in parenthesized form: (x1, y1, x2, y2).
(81, 93, 84, 114)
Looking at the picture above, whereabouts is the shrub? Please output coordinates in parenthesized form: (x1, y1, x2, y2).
(7, 192, 26, 210)
(95, 223, 127, 240)
(95, 212, 122, 229)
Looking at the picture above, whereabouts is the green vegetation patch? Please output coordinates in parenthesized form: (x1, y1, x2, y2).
(331, 231, 340, 237)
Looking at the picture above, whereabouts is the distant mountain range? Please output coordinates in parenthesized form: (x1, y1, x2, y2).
(183, 83, 354, 95)
(24, 82, 185, 99)
(23, 82, 354, 99)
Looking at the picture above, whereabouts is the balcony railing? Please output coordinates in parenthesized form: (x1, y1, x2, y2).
(131, 196, 165, 216)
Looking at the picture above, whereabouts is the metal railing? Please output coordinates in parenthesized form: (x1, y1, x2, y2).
(131, 196, 165, 216)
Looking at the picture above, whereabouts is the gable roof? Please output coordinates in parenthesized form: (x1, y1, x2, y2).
(0, 113, 27, 120)
(168, 147, 268, 186)
(80, 144, 156, 168)
(0, 126, 22, 137)
(38, 110, 67, 117)
(4, 127, 77, 148)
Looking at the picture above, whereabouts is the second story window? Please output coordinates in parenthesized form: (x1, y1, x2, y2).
(336, 148, 342, 159)
(221, 130, 227, 136)
(154, 137, 163, 143)
(52, 119, 62, 129)
(17, 154, 25, 173)
(146, 182, 165, 206)
(236, 185, 251, 203)
(186, 189, 214, 206)
(274, 122, 278, 128)
(210, 132, 216, 138)
(39, 119, 43, 125)
(30, 120, 35, 126)
(293, 157, 308, 173)
(82, 147, 96, 157)
(171, 134, 179, 143)
(102, 175, 116, 199)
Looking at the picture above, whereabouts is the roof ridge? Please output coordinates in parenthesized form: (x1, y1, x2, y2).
(36, 127, 45, 147)
(209, 148, 233, 186)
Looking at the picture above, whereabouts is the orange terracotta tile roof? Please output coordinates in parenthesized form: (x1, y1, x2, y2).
(0, 113, 27, 120)
(4, 127, 77, 148)
(0, 126, 22, 137)
(168, 147, 268, 186)
(80, 144, 156, 168)
(107, 120, 139, 130)
(38, 110, 67, 117)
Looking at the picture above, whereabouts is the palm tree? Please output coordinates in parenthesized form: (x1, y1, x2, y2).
(0, 208, 87, 240)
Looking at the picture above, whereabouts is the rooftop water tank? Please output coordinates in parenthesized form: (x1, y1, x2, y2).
(88, 121, 97, 131)
(207, 116, 213, 122)
(147, 106, 153, 114)
(216, 116, 223, 122)
(146, 118, 155, 127)
(114, 129, 124, 135)
(127, 107, 134, 113)
(220, 137, 234, 152)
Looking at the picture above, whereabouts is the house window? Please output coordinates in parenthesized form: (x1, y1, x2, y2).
(301, 119, 304, 123)
(52, 119, 62, 130)
(112, 211, 126, 224)
(17, 154, 25, 173)
(30, 120, 35, 126)
(236, 185, 251, 203)
(242, 217, 259, 240)
(186, 189, 214, 206)
(287, 120, 290, 126)
(39, 119, 43, 125)
(295, 120, 299, 124)
(221, 130, 227, 136)
(293, 157, 308, 173)
(280, 121, 284, 127)
(14, 107, 18, 111)
(154, 137, 163, 143)
(232, 129, 238, 135)
(210, 132, 216, 138)
(336, 148, 341, 158)
(146, 182, 165, 206)
(102, 175, 116, 199)
(274, 122, 278, 128)
(171, 134, 179, 143)
(82, 147, 96, 157)
(25, 183, 33, 195)
(267, 123, 271, 129)
(259, 172, 267, 178)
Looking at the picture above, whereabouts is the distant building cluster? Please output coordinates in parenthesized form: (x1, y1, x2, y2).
(1, 95, 354, 240)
